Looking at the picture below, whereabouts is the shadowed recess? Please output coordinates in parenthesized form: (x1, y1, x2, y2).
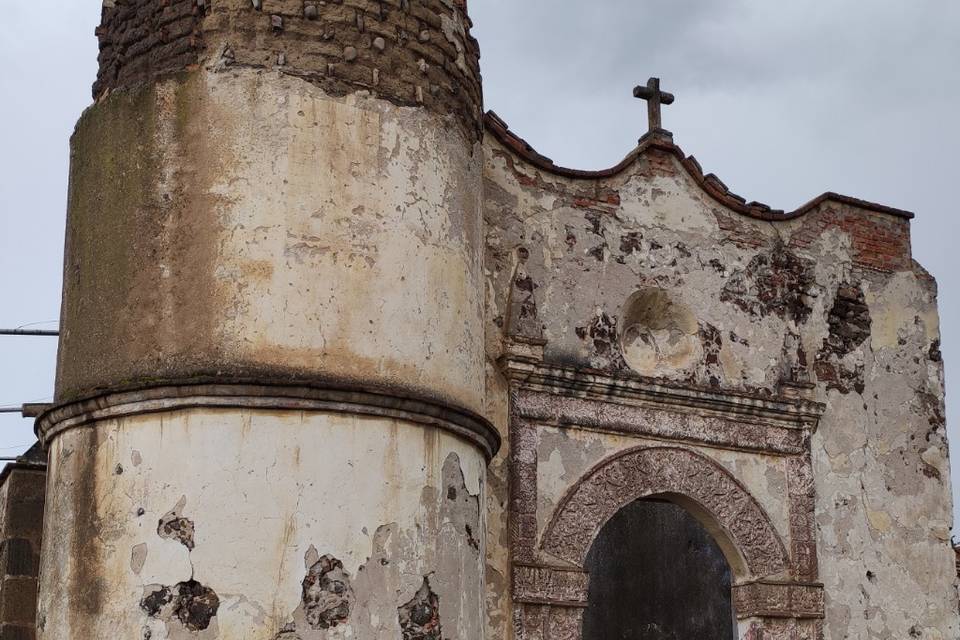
(583, 499, 735, 640)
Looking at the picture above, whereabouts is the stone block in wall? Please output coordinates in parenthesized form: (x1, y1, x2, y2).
(0, 578, 37, 626)
(0, 623, 35, 640)
(0, 539, 38, 577)
(0, 451, 47, 640)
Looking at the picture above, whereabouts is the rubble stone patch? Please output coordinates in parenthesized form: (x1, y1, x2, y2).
(720, 243, 816, 324)
(302, 554, 353, 630)
(398, 578, 442, 640)
(157, 496, 195, 551)
(815, 282, 872, 394)
(140, 580, 220, 632)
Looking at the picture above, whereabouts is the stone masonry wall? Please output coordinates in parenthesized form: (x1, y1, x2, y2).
(94, 0, 483, 142)
(0, 460, 47, 640)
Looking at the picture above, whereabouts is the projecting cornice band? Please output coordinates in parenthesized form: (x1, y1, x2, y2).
(35, 383, 501, 460)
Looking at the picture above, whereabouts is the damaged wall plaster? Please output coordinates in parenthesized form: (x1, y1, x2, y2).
(36, 412, 486, 639)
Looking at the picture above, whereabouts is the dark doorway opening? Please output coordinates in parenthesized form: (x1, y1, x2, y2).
(582, 498, 735, 640)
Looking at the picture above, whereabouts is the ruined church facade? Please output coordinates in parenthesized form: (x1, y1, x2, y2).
(17, 1, 956, 639)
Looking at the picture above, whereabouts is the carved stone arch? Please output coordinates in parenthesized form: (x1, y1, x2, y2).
(541, 446, 790, 580)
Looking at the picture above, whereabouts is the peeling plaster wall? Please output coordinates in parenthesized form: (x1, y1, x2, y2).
(37, 409, 486, 640)
(482, 135, 957, 639)
(814, 270, 952, 639)
(480, 362, 511, 640)
(58, 68, 485, 416)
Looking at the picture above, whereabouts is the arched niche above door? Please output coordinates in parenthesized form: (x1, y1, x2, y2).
(541, 446, 790, 581)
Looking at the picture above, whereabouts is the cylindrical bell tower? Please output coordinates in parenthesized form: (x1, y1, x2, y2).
(36, 1, 495, 638)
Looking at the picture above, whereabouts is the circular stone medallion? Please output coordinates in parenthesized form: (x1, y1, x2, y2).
(620, 288, 701, 378)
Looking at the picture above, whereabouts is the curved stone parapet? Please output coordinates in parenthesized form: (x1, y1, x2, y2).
(484, 110, 914, 221)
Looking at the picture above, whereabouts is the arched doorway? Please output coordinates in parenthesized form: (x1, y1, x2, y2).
(528, 447, 817, 640)
(582, 498, 736, 640)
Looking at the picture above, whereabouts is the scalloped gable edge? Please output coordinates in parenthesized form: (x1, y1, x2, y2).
(483, 111, 914, 221)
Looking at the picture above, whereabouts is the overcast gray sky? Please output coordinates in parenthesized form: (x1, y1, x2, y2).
(1, 1, 959, 521)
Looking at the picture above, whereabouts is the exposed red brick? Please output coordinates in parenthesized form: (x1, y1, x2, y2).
(789, 206, 912, 273)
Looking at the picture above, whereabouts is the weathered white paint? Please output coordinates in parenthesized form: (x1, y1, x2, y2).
(37, 408, 486, 640)
(44, 63, 491, 640)
(199, 71, 486, 414)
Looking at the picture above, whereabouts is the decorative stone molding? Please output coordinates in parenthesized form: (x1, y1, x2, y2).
(743, 618, 825, 640)
(509, 409, 540, 564)
(513, 603, 587, 640)
(733, 581, 825, 620)
(503, 359, 822, 457)
(505, 357, 824, 639)
(513, 604, 548, 640)
(541, 446, 790, 579)
(787, 453, 820, 581)
(512, 564, 589, 607)
(504, 360, 823, 429)
(503, 336, 548, 364)
(35, 384, 500, 459)
(546, 607, 584, 640)
(517, 389, 808, 456)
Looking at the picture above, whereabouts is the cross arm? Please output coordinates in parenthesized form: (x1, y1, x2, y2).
(633, 85, 675, 105)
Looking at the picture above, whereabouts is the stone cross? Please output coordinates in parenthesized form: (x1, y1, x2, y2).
(633, 77, 675, 133)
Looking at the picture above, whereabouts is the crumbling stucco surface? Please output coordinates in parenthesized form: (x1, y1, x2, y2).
(58, 67, 485, 416)
(36, 409, 485, 639)
(482, 128, 957, 639)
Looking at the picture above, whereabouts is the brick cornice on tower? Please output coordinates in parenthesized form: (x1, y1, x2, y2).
(95, 0, 484, 142)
